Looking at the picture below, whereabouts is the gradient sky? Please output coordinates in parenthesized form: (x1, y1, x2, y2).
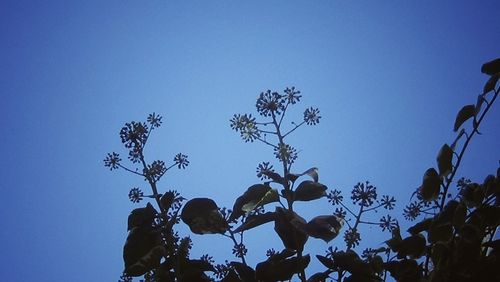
(1, 1, 499, 281)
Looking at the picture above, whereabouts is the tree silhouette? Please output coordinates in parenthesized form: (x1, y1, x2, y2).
(105, 58, 499, 282)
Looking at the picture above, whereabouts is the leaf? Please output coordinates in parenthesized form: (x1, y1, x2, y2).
(256, 253, 310, 282)
(229, 184, 272, 221)
(481, 58, 500, 75)
(407, 218, 433, 235)
(316, 255, 334, 269)
(229, 261, 256, 282)
(452, 201, 467, 229)
(430, 242, 448, 267)
(384, 259, 421, 281)
(274, 207, 309, 251)
(127, 203, 158, 231)
(123, 225, 165, 277)
(181, 198, 228, 234)
(307, 271, 332, 282)
(395, 234, 426, 259)
(385, 227, 402, 251)
(294, 180, 328, 202)
(428, 223, 453, 243)
(483, 74, 500, 94)
(160, 191, 176, 210)
(436, 144, 453, 177)
(233, 212, 276, 233)
(453, 104, 475, 132)
(303, 215, 343, 243)
(330, 250, 373, 277)
(261, 170, 285, 184)
(286, 167, 319, 183)
(419, 168, 441, 201)
(247, 188, 279, 211)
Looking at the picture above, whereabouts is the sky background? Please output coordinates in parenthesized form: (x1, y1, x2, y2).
(1, 1, 499, 281)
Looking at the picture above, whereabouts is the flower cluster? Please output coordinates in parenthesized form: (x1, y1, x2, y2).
(144, 160, 167, 182)
(303, 107, 321, 125)
(230, 114, 260, 142)
(327, 189, 344, 205)
(344, 227, 361, 249)
(379, 215, 398, 232)
(103, 152, 121, 170)
(147, 112, 163, 129)
(256, 90, 286, 117)
(232, 243, 248, 259)
(119, 121, 149, 148)
(403, 201, 422, 221)
(284, 87, 302, 104)
(334, 207, 346, 219)
(351, 181, 377, 207)
(174, 153, 189, 169)
(274, 143, 298, 165)
(256, 162, 274, 180)
(214, 262, 231, 280)
(128, 187, 144, 203)
(379, 195, 396, 210)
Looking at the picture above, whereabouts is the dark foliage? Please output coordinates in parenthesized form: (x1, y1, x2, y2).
(105, 59, 499, 281)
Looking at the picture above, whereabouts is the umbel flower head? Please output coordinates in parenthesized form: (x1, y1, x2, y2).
(229, 114, 260, 142)
(256, 90, 286, 117)
(351, 181, 377, 207)
(104, 152, 121, 170)
(303, 107, 321, 125)
(274, 143, 298, 165)
(174, 153, 189, 169)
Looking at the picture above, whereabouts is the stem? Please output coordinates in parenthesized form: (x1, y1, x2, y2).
(439, 88, 498, 210)
(227, 230, 247, 265)
(118, 164, 145, 177)
(283, 121, 306, 138)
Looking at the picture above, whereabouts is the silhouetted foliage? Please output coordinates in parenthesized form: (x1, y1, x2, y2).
(107, 59, 499, 281)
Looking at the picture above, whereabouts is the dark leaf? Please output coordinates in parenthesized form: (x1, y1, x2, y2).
(384, 259, 421, 282)
(274, 207, 308, 251)
(303, 215, 343, 243)
(294, 180, 328, 202)
(331, 250, 373, 277)
(371, 255, 384, 274)
(233, 212, 276, 233)
(407, 218, 433, 235)
(160, 191, 176, 211)
(481, 58, 500, 75)
(419, 168, 441, 201)
(261, 170, 285, 184)
(460, 183, 484, 208)
(230, 262, 256, 282)
(484, 74, 500, 94)
(395, 234, 426, 259)
(256, 254, 310, 282)
(181, 198, 228, 234)
(428, 223, 453, 243)
(452, 201, 467, 229)
(123, 225, 165, 277)
(385, 227, 403, 251)
(436, 144, 453, 177)
(287, 167, 319, 183)
(453, 104, 476, 132)
(307, 271, 332, 282)
(430, 242, 448, 267)
(127, 203, 158, 231)
(221, 270, 242, 282)
(230, 184, 272, 221)
(316, 255, 334, 269)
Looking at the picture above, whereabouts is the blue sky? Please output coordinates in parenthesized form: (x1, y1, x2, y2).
(1, 1, 499, 281)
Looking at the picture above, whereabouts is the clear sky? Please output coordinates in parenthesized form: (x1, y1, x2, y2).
(1, 1, 499, 281)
